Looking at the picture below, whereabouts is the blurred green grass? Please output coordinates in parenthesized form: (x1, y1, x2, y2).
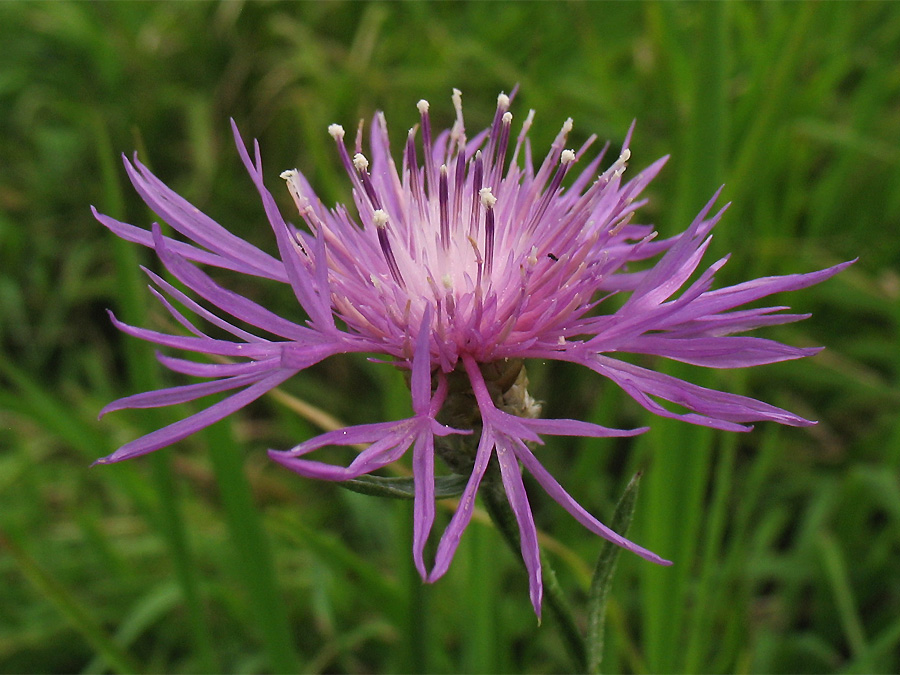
(1, 1, 898, 673)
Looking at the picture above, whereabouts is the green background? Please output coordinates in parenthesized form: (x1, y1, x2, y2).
(1, 2, 898, 673)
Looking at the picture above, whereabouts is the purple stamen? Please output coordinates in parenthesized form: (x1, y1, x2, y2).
(526, 149, 576, 233)
(418, 99, 437, 200)
(468, 150, 484, 236)
(490, 111, 513, 195)
(329, 124, 368, 200)
(453, 142, 466, 228)
(353, 153, 383, 211)
(439, 165, 450, 248)
(406, 127, 427, 222)
(481, 187, 497, 276)
(484, 93, 511, 169)
(373, 209, 404, 286)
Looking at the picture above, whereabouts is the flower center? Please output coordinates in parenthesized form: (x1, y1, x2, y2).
(278, 90, 633, 366)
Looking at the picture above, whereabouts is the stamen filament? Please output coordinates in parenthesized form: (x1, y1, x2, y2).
(450, 88, 465, 147)
(480, 187, 497, 276)
(405, 127, 428, 226)
(329, 124, 369, 201)
(510, 108, 535, 168)
(490, 111, 513, 194)
(468, 150, 484, 236)
(418, 99, 437, 200)
(353, 153, 382, 210)
(439, 165, 450, 248)
(525, 148, 576, 233)
(484, 92, 511, 169)
(453, 142, 466, 230)
(373, 209, 404, 286)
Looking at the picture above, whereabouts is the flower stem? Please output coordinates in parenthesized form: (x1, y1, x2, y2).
(481, 476, 587, 672)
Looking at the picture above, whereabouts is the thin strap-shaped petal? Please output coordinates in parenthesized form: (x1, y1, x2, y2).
(522, 417, 648, 439)
(496, 436, 543, 617)
(145, 269, 262, 343)
(618, 335, 821, 368)
(427, 353, 526, 582)
(427, 424, 495, 582)
(124, 157, 285, 279)
(156, 354, 280, 378)
(585, 253, 729, 342)
(92, 207, 285, 280)
(411, 430, 436, 579)
(626, 234, 715, 312)
(662, 307, 809, 338)
(410, 306, 433, 415)
(514, 442, 671, 565)
(589, 354, 813, 427)
(94, 369, 295, 464)
(108, 311, 281, 359)
(625, 190, 725, 307)
(147, 286, 211, 338)
(150, 224, 314, 341)
(660, 260, 855, 326)
(269, 424, 417, 481)
(100, 371, 270, 417)
(274, 419, 412, 457)
(231, 122, 336, 332)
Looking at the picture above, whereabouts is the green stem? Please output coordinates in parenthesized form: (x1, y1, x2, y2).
(481, 478, 587, 673)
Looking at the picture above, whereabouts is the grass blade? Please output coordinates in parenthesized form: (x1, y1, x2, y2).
(0, 527, 142, 674)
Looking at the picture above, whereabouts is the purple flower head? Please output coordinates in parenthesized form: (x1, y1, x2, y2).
(96, 90, 849, 617)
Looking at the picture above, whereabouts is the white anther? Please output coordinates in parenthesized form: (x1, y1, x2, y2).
(353, 153, 369, 172)
(441, 273, 453, 290)
(479, 187, 497, 209)
(452, 88, 462, 107)
(561, 149, 576, 165)
(527, 246, 538, 267)
(373, 209, 389, 228)
(498, 93, 510, 109)
(523, 109, 535, 131)
(502, 111, 513, 125)
(608, 147, 631, 178)
(328, 124, 345, 139)
(281, 169, 309, 212)
(417, 99, 430, 114)
(562, 117, 574, 134)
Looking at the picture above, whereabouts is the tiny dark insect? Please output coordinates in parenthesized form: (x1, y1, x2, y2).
(547, 253, 559, 261)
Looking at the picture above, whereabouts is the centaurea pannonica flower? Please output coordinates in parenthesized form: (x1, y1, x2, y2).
(95, 90, 849, 616)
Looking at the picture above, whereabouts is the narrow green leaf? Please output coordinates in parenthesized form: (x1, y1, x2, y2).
(818, 530, 868, 657)
(339, 474, 469, 500)
(587, 472, 642, 675)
